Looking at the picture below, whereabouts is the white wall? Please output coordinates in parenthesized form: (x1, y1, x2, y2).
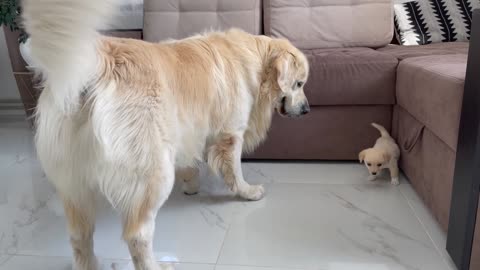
(0, 32, 19, 101)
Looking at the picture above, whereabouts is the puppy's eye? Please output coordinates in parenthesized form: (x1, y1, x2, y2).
(294, 81, 304, 89)
(377, 163, 382, 167)
(367, 163, 372, 166)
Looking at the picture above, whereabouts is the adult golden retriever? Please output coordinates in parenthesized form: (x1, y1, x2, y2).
(23, 0, 309, 269)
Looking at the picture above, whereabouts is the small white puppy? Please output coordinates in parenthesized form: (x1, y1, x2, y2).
(359, 123, 400, 185)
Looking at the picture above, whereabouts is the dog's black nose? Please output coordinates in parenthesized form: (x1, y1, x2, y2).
(300, 104, 310, 115)
(372, 172, 377, 175)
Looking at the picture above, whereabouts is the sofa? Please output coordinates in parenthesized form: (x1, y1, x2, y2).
(142, 0, 478, 268)
(3, 0, 478, 268)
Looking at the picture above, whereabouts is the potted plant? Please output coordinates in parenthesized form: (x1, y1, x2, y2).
(1, 0, 28, 42)
(1, 0, 38, 121)
(1, 0, 33, 65)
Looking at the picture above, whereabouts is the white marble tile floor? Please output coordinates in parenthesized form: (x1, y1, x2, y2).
(0, 119, 456, 270)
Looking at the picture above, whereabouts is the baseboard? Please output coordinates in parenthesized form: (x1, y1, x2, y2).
(0, 100, 26, 118)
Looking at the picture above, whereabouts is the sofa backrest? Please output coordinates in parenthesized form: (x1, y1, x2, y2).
(143, 0, 394, 48)
(143, 0, 262, 42)
(264, 0, 394, 49)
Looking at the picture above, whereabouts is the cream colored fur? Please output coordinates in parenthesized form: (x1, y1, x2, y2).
(359, 123, 401, 185)
(22, 0, 309, 269)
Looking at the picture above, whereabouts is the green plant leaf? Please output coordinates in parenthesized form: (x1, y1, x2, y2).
(0, 0, 27, 42)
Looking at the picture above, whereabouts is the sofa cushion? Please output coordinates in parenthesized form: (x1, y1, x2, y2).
(264, 0, 394, 49)
(378, 42, 469, 60)
(107, 0, 143, 30)
(144, 0, 262, 42)
(304, 48, 398, 106)
(396, 54, 467, 151)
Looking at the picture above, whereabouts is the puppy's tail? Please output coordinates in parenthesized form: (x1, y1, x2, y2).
(371, 123, 391, 138)
(22, 0, 115, 112)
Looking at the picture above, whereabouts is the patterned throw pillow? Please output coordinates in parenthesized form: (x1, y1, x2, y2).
(394, 0, 480, 45)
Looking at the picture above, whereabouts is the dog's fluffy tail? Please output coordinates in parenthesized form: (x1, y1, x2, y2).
(22, 0, 115, 112)
(371, 123, 391, 138)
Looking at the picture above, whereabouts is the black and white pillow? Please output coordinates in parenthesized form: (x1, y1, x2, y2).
(394, 0, 480, 45)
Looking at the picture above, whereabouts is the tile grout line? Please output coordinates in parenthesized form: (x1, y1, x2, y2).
(0, 253, 219, 268)
(263, 181, 409, 186)
(0, 255, 13, 267)
(213, 217, 233, 268)
(398, 187, 453, 270)
(215, 263, 308, 270)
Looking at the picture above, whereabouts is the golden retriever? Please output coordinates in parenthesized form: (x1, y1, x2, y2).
(23, 0, 309, 269)
(359, 123, 400, 185)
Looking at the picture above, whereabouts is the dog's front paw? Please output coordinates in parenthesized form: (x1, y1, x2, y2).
(73, 256, 99, 270)
(182, 179, 199, 195)
(391, 177, 400, 186)
(239, 184, 265, 201)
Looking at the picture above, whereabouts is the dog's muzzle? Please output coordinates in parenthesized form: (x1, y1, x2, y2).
(300, 103, 310, 115)
(280, 97, 310, 117)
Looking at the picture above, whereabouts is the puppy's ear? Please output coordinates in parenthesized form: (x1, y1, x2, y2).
(274, 52, 293, 92)
(359, 149, 367, 163)
(383, 152, 391, 161)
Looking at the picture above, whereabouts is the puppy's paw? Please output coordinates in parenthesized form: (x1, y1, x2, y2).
(240, 185, 265, 201)
(368, 175, 377, 182)
(391, 177, 400, 186)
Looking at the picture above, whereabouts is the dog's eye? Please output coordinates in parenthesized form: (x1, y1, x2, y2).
(294, 81, 304, 89)
(377, 163, 382, 167)
(367, 163, 372, 166)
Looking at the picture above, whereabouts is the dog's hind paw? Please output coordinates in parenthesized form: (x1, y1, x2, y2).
(239, 184, 265, 201)
(159, 263, 176, 270)
(391, 177, 400, 186)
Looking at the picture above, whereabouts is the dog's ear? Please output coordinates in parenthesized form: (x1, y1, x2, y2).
(359, 149, 367, 163)
(274, 52, 294, 92)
